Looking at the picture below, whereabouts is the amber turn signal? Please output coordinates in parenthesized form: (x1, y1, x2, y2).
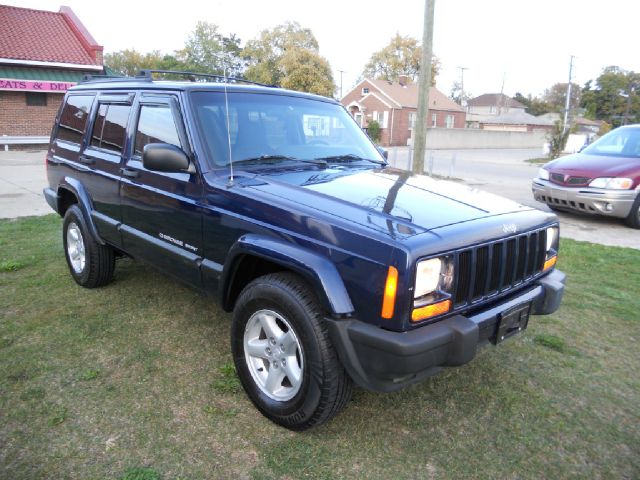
(381, 266, 398, 319)
(411, 299, 451, 322)
(543, 255, 557, 271)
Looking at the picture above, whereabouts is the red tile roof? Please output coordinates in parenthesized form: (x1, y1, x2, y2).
(0, 4, 102, 66)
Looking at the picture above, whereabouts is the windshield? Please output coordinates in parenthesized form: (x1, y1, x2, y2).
(582, 126, 640, 158)
(190, 91, 384, 167)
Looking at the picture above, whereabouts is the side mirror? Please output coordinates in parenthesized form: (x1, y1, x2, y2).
(377, 146, 389, 160)
(143, 143, 193, 173)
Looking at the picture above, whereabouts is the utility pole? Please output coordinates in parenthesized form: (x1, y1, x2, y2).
(562, 55, 575, 134)
(498, 72, 506, 115)
(457, 66, 468, 105)
(412, 0, 435, 174)
(338, 70, 345, 99)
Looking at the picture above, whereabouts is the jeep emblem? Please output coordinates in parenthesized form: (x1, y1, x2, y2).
(502, 223, 517, 234)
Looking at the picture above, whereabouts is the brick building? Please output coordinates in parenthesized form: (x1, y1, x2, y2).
(341, 77, 466, 146)
(0, 5, 105, 146)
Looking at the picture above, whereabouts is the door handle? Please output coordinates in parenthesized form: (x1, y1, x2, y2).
(120, 167, 140, 179)
(78, 155, 95, 165)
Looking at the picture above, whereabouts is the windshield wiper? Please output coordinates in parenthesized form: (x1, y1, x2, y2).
(313, 154, 386, 165)
(233, 155, 328, 167)
(233, 154, 299, 164)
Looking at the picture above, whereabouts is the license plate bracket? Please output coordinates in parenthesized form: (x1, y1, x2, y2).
(493, 302, 531, 344)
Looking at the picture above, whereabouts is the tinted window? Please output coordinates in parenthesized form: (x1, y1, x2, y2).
(134, 105, 181, 155)
(57, 95, 94, 144)
(191, 91, 383, 167)
(90, 104, 130, 153)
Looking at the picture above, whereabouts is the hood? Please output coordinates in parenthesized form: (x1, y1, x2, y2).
(546, 152, 640, 178)
(243, 166, 532, 239)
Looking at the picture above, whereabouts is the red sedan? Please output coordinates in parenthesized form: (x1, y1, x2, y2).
(532, 125, 640, 229)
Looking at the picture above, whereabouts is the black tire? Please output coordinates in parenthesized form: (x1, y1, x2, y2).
(231, 272, 352, 430)
(624, 194, 640, 229)
(62, 204, 115, 288)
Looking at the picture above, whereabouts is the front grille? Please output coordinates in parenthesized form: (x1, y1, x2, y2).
(452, 228, 547, 308)
(550, 173, 591, 186)
(566, 176, 590, 185)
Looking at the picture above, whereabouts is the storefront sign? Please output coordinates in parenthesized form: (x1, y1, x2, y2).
(0, 78, 76, 92)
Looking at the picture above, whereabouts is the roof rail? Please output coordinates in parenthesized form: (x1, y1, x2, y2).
(80, 74, 151, 84)
(138, 69, 277, 88)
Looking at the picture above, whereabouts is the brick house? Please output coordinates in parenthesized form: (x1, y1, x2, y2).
(341, 77, 466, 146)
(0, 5, 105, 145)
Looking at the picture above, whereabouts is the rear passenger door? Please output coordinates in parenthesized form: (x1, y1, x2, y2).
(120, 93, 203, 288)
(81, 93, 134, 247)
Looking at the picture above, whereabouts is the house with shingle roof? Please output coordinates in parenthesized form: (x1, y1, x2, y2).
(341, 76, 466, 146)
(0, 4, 105, 143)
(465, 93, 526, 128)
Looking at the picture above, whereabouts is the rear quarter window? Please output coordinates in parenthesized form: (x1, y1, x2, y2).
(56, 95, 94, 144)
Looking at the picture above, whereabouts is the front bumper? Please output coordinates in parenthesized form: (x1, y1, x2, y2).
(532, 179, 637, 218)
(326, 269, 566, 392)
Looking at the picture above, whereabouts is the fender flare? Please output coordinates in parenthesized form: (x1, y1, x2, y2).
(221, 234, 354, 316)
(58, 177, 105, 245)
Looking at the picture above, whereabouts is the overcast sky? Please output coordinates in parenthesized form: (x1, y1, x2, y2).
(8, 0, 640, 99)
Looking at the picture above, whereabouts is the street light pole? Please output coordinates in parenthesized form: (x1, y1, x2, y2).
(412, 0, 435, 174)
(562, 55, 575, 134)
(338, 70, 345, 99)
(458, 66, 468, 105)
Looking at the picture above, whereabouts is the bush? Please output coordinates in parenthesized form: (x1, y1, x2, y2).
(547, 121, 570, 159)
(367, 120, 381, 143)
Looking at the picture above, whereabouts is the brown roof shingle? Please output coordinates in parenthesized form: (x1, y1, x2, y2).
(366, 79, 464, 112)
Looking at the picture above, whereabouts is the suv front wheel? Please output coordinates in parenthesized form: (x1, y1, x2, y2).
(231, 272, 352, 430)
(62, 204, 115, 288)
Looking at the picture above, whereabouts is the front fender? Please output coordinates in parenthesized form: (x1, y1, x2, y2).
(221, 234, 354, 316)
(58, 177, 105, 245)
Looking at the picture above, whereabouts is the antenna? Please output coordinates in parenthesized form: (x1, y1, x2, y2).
(221, 56, 234, 187)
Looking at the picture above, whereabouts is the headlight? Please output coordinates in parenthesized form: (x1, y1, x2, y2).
(546, 226, 558, 252)
(589, 177, 633, 189)
(538, 168, 550, 180)
(414, 258, 442, 298)
(544, 226, 559, 271)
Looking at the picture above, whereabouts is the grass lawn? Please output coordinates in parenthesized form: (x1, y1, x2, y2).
(1, 215, 638, 479)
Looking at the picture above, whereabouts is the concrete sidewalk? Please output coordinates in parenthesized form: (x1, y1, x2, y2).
(0, 150, 50, 219)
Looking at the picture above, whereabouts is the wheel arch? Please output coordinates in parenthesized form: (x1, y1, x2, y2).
(221, 234, 354, 317)
(57, 178, 105, 245)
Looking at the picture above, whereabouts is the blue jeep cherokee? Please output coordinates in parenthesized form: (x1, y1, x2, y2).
(44, 72, 565, 430)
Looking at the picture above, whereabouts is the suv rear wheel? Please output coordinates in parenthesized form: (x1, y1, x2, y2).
(231, 272, 352, 430)
(62, 205, 115, 287)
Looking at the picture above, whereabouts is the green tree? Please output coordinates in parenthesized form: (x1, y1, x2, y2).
(179, 21, 243, 76)
(580, 66, 640, 126)
(513, 92, 552, 116)
(104, 49, 168, 76)
(450, 80, 471, 105)
(542, 82, 581, 113)
(362, 34, 440, 85)
(244, 22, 335, 96)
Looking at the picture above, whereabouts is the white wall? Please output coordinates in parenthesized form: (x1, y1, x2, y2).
(417, 128, 548, 149)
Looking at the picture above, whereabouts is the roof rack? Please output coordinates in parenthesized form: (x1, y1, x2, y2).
(80, 74, 151, 84)
(138, 69, 277, 88)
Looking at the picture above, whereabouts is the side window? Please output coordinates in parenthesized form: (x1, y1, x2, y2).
(57, 95, 94, 144)
(134, 104, 181, 156)
(90, 103, 130, 153)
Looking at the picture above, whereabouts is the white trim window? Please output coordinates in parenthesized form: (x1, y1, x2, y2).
(431, 113, 437, 127)
(362, 87, 369, 95)
(445, 114, 455, 129)
(409, 112, 416, 130)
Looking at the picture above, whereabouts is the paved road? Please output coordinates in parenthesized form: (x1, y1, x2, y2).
(1, 148, 638, 249)
(388, 147, 640, 250)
